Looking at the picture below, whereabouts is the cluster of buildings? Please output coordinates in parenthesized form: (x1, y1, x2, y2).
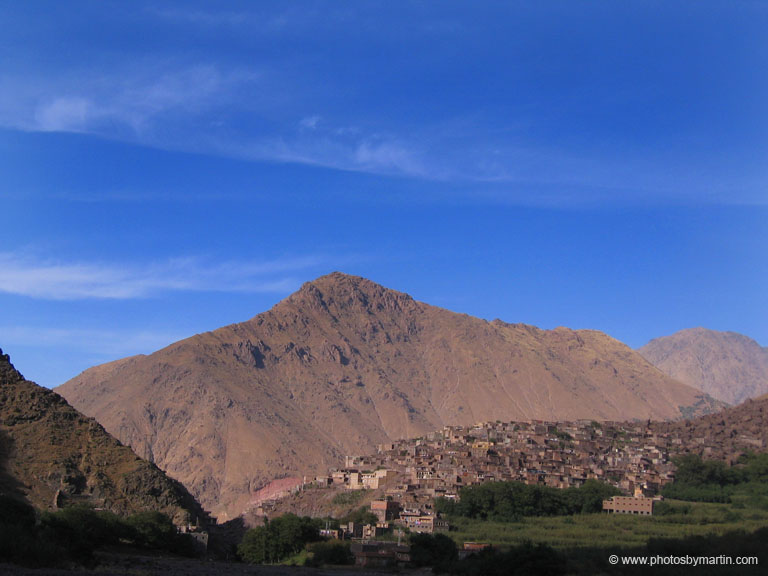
(321, 419, 677, 497)
(252, 418, 685, 566)
(314, 419, 676, 523)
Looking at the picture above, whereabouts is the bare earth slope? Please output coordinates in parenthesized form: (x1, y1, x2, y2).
(0, 348, 204, 523)
(639, 328, 768, 405)
(651, 393, 768, 461)
(58, 273, 719, 519)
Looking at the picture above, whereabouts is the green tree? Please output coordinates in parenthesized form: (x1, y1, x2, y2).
(238, 525, 270, 564)
(127, 511, 177, 548)
(742, 453, 768, 483)
(574, 479, 621, 513)
(410, 532, 458, 567)
(306, 540, 353, 566)
(238, 514, 321, 564)
(446, 480, 620, 521)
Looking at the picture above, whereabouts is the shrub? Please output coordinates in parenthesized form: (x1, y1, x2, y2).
(37, 509, 98, 564)
(447, 542, 567, 576)
(126, 510, 197, 556)
(339, 505, 378, 526)
(127, 511, 178, 548)
(331, 490, 365, 506)
(0, 496, 41, 564)
(305, 540, 352, 566)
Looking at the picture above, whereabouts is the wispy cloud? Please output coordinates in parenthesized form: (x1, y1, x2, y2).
(0, 62, 258, 137)
(149, 8, 251, 28)
(0, 252, 331, 300)
(33, 96, 94, 132)
(147, 5, 328, 34)
(231, 130, 434, 180)
(0, 60, 440, 180)
(299, 115, 321, 130)
(0, 49, 763, 205)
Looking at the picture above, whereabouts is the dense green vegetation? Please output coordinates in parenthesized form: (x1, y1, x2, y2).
(435, 479, 621, 521)
(448, 500, 768, 550)
(0, 497, 198, 567)
(305, 539, 353, 566)
(436, 454, 768, 553)
(440, 464, 768, 576)
(237, 513, 323, 564)
(0, 495, 45, 565)
(662, 453, 768, 505)
(439, 529, 766, 575)
(446, 542, 568, 576)
(409, 532, 458, 569)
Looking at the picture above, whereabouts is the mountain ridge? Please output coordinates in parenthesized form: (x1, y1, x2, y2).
(639, 327, 768, 405)
(0, 348, 205, 524)
(58, 272, 721, 519)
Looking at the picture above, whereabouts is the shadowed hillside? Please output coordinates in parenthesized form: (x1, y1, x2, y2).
(0, 348, 205, 524)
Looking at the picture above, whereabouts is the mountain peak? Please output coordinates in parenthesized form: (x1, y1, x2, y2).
(297, 271, 370, 295)
(640, 328, 768, 405)
(308, 270, 364, 285)
(286, 272, 417, 315)
(301, 271, 399, 295)
(58, 275, 717, 519)
(0, 347, 24, 382)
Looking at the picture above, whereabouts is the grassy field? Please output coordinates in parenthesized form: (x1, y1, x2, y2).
(447, 500, 768, 550)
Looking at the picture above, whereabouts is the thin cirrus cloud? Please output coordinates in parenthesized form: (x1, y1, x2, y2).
(0, 62, 437, 181)
(0, 63, 259, 136)
(146, 4, 329, 35)
(1, 57, 764, 204)
(229, 131, 434, 180)
(0, 252, 329, 300)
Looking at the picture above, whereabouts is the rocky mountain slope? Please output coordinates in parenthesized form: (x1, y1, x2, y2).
(58, 272, 719, 519)
(0, 348, 204, 524)
(639, 328, 768, 405)
(651, 393, 768, 461)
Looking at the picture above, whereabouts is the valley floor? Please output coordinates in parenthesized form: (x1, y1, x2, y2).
(0, 555, 431, 576)
(449, 499, 768, 549)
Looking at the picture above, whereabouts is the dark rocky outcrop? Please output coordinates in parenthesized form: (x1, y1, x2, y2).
(0, 348, 205, 524)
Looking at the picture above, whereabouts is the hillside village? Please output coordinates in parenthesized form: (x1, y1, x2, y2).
(58, 272, 723, 520)
(363, 419, 669, 505)
(252, 403, 766, 539)
(255, 419, 674, 529)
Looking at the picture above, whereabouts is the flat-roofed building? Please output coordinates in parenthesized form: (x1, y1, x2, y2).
(602, 495, 655, 515)
(371, 499, 400, 522)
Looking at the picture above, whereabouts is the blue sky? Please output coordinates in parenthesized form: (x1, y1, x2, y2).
(1, 1, 766, 387)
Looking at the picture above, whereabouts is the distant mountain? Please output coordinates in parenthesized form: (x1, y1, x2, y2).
(639, 328, 768, 405)
(0, 348, 204, 524)
(58, 272, 720, 519)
